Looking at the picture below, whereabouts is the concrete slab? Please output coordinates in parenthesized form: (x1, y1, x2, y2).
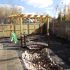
(0, 50, 23, 70)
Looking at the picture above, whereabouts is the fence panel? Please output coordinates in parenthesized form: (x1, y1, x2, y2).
(0, 23, 41, 37)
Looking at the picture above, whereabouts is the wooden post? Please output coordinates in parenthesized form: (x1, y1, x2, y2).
(14, 19, 15, 33)
(2, 25, 4, 37)
(28, 24, 29, 35)
(10, 23, 12, 36)
(40, 16, 43, 34)
(47, 17, 49, 36)
(24, 33, 26, 47)
(34, 23, 35, 34)
(20, 17, 23, 34)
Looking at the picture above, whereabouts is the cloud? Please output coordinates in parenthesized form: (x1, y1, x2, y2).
(0, 4, 24, 12)
(14, 5, 25, 11)
(61, 0, 70, 5)
(24, 12, 36, 15)
(23, 0, 53, 8)
(0, 4, 11, 8)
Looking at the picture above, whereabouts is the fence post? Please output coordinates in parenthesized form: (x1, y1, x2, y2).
(20, 17, 23, 34)
(47, 17, 50, 36)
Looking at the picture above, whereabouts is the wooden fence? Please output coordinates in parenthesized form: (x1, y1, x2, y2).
(0, 23, 44, 37)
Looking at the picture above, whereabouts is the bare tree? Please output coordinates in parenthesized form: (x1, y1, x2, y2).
(0, 6, 22, 24)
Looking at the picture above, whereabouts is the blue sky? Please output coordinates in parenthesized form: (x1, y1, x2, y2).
(0, 0, 70, 17)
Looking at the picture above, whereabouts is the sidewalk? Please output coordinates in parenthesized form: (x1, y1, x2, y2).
(0, 44, 23, 70)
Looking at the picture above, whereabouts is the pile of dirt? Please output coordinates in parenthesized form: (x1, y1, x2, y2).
(22, 48, 63, 70)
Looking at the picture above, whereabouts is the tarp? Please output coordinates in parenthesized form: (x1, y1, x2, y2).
(10, 32, 18, 43)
